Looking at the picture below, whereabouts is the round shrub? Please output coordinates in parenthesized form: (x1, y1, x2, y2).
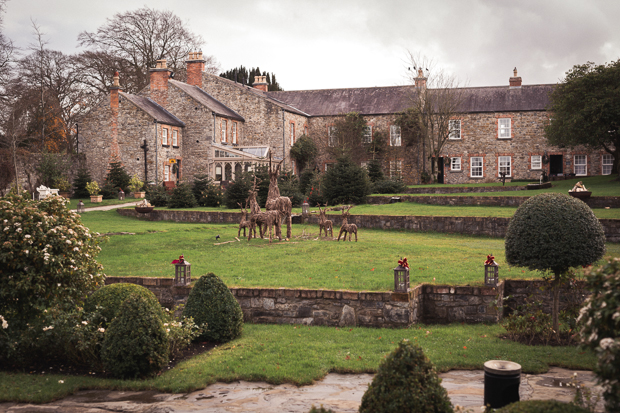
(85, 283, 163, 328)
(505, 193, 605, 276)
(359, 340, 453, 413)
(182, 273, 243, 343)
(101, 295, 169, 379)
(496, 400, 590, 413)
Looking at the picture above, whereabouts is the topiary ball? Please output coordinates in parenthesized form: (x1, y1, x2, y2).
(85, 283, 164, 328)
(505, 193, 606, 275)
(182, 273, 243, 343)
(101, 295, 169, 379)
(496, 400, 591, 413)
(359, 340, 453, 413)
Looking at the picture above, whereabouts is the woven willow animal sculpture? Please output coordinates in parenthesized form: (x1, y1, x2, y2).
(237, 202, 253, 238)
(265, 158, 293, 239)
(337, 205, 358, 242)
(247, 177, 281, 243)
(317, 204, 333, 237)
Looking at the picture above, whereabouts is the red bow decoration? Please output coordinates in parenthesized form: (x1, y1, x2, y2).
(398, 257, 409, 268)
(484, 254, 495, 265)
(171, 255, 184, 264)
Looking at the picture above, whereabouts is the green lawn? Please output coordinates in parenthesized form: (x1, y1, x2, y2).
(81, 210, 620, 289)
(397, 175, 620, 197)
(0, 323, 596, 404)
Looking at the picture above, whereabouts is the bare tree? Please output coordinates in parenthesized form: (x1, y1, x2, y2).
(405, 52, 466, 182)
(78, 7, 219, 93)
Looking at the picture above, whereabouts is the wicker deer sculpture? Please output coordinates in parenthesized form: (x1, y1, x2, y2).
(247, 177, 281, 243)
(237, 202, 254, 238)
(317, 204, 333, 237)
(266, 158, 293, 239)
(337, 205, 358, 242)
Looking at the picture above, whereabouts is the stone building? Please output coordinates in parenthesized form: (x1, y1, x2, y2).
(80, 54, 613, 188)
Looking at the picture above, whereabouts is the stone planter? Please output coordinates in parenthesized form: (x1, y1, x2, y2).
(133, 191, 146, 198)
(526, 182, 552, 190)
(569, 191, 592, 200)
(59, 192, 71, 199)
(90, 195, 103, 203)
(135, 206, 154, 214)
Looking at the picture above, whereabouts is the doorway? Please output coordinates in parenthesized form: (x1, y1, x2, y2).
(549, 155, 563, 175)
(437, 157, 444, 184)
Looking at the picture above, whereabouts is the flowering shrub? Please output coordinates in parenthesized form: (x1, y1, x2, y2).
(578, 258, 620, 412)
(85, 181, 100, 196)
(161, 306, 203, 357)
(0, 192, 104, 333)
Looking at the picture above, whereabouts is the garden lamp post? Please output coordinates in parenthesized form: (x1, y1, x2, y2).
(394, 257, 410, 292)
(118, 189, 125, 200)
(173, 255, 191, 286)
(77, 200, 85, 214)
(484, 254, 499, 286)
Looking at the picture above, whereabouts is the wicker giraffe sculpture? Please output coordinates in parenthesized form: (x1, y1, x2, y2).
(247, 177, 281, 243)
(317, 204, 333, 237)
(265, 158, 293, 239)
(337, 205, 358, 242)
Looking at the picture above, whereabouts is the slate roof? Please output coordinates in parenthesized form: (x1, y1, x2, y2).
(119, 92, 185, 127)
(269, 84, 556, 117)
(169, 79, 245, 122)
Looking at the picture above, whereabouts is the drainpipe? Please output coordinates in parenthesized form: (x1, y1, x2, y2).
(212, 112, 216, 143)
(282, 110, 286, 168)
(154, 119, 158, 184)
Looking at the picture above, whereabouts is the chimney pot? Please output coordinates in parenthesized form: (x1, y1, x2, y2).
(509, 67, 522, 88)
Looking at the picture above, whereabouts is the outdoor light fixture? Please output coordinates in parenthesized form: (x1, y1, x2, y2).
(484, 254, 499, 286)
(172, 255, 191, 286)
(394, 257, 410, 293)
(302, 202, 309, 215)
(77, 200, 85, 214)
(118, 189, 125, 200)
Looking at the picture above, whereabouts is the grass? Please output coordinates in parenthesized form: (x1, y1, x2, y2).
(0, 323, 597, 403)
(65, 197, 138, 210)
(397, 175, 620, 197)
(81, 210, 620, 289)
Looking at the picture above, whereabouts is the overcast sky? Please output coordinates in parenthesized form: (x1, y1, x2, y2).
(4, 0, 620, 91)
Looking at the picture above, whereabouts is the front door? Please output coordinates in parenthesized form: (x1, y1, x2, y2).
(437, 157, 444, 184)
(550, 155, 563, 175)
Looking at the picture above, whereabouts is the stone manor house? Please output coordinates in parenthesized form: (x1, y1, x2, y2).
(80, 52, 614, 187)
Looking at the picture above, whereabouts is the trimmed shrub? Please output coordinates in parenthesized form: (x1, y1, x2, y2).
(168, 182, 198, 208)
(308, 406, 335, 413)
(372, 178, 407, 194)
(101, 294, 169, 379)
(182, 273, 243, 343)
(496, 400, 590, 413)
(359, 340, 453, 413)
(84, 283, 163, 328)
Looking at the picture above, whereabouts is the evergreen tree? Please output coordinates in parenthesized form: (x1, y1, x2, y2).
(290, 135, 318, 174)
(219, 66, 283, 90)
(223, 171, 253, 209)
(192, 174, 222, 207)
(104, 161, 131, 192)
(322, 156, 371, 205)
(367, 159, 384, 183)
(72, 167, 92, 198)
(168, 182, 197, 208)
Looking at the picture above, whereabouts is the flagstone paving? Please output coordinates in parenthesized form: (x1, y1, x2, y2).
(0, 367, 604, 412)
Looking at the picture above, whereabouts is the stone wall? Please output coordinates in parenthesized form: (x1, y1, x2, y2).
(422, 283, 504, 324)
(503, 279, 590, 317)
(116, 209, 620, 242)
(403, 186, 527, 194)
(368, 195, 620, 209)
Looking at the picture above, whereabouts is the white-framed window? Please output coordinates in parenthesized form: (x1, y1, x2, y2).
(449, 120, 461, 140)
(162, 127, 168, 145)
(362, 125, 373, 144)
(389, 160, 402, 178)
(172, 129, 178, 146)
(531, 155, 542, 170)
(328, 126, 337, 147)
(574, 155, 587, 176)
(451, 157, 461, 171)
(215, 163, 222, 181)
(325, 162, 334, 171)
(498, 118, 511, 139)
(164, 165, 170, 181)
(232, 122, 237, 144)
(498, 156, 512, 177)
(291, 160, 296, 175)
(390, 125, 401, 146)
(290, 123, 295, 146)
(602, 154, 614, 175)
(470, 156, 483, 178)
(221, 119, 227, 143)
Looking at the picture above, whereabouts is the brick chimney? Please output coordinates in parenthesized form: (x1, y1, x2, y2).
(252, 75, 268, 92)
(415, 68, 427, 89)
(186, 51, 205, 88)
(150, 59, 171, 107)
(109, 71, 122, 162)
(509, 67, 522, 88)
